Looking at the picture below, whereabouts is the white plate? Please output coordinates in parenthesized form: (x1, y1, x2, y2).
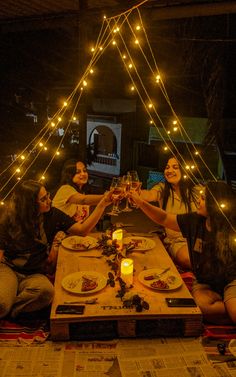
(62, 271, 107, 295)
(138, 268, 182, 291)
(62, 236, 98, 251)
(123, 236, 156, 251)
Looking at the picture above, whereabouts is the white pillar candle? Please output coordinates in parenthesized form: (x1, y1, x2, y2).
(112, 229, 123, 250)
(121, 258, 133, 287)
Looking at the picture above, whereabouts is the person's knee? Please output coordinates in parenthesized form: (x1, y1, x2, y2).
(0, 298, 13, 318)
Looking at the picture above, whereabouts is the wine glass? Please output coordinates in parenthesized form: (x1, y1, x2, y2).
(107, 177, 124, 216)
(128, 171, 142, 207)
(122, 174, 132, 212)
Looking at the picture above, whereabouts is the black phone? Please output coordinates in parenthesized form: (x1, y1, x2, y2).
(56, 305, 85, 314)
(165, 298, 197, 307)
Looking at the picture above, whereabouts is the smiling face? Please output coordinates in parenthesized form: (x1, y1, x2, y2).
(197, 189, 207, 217)
(164, 158, 182, 187)
(72, 161, 88, 189)
(37, 186, 51, 213)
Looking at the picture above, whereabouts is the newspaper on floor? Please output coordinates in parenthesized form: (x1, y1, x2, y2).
(0, 337, 236, 377)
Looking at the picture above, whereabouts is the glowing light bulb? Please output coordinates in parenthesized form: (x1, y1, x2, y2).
(16, 168, 21, 173)
(173, 120, 177, 125)
(44, 147, 47, 151)
(51, 122, 55, 127)
(56, 151, 60, 156)
(41, 176, 45, 180)
(128, 63, 133, 69)
(195, 151, 199, 155)
(103, 15, 106, 19)
(112, 40, 116, 45)
(73, 116, 77, 121)
(0, 201, 4, 205)
(185, 165, 190, 170)
(131, 86, 135, 91)
(123, 54, 127, 59)
(63, 101, 68, 107)
(220, 203, 226, 208)
(99, 46, 103, 51)
(91, 47, 95, 52)
(148, 103, 153, 108)
(20, 155, 25, 160)
(83, 80, 87, 87)
(58, 117, 62, 122)
(191, 165, 195, 169)
(167, 130, 171, 134)
(39, 142, 43, 147)
(164, 146, 168, 151)
(17, 177, 21, 180)
(89, 69, 94, 74)
(134, 39, 139, 44)
(156, 74, 161, 83)
(149, 120, 153, 124)
(173, 127, 178, 132)
(136, 25, 141, 30)
(183, 175, 187, 179)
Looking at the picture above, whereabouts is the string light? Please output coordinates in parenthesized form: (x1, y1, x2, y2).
(173, 127, 178, 132)
(51, 122, 55, 127)
(20, 155, 25, 160)
(220, 203, 226, 209)
(123, 54, 127, 59)
(112, 40, 116, 45)
(39, 142, 43, 147)
(136, 25, 141, 31)
(134, 39, 139, 44)
(89, 69, 94, 74)
(128, 63, 133, 69)
(130, 86, 135, 91)
(156, 75, 160, 83)
(63, 101, 68, 107)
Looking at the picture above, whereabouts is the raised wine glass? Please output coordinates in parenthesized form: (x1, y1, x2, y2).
(122, 174, 132, 212)
(128, 170, 142, 207)
(107, 177, 124, 216)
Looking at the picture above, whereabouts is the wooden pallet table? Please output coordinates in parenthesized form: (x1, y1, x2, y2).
(50, 233, 202, 340)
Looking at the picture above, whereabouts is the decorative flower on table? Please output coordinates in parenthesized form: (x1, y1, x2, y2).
(97, 232, 149, 312)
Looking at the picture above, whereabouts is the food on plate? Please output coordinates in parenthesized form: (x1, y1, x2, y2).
(150, 279, 169, 289)
(166, 275, 177, 284)
(69, 237, 90, 250)
(144, 274, 157, 281)
(81, 275, 98, 292)
(124, 238, 144, 250)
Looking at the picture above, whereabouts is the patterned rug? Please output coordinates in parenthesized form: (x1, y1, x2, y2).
(0, 319, 49, 344)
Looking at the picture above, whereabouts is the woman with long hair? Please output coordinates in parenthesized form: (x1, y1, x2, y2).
(0, 179, 111, 319)
(141, 156, 199, 269)
(52, 159, 103, 222)
(130, 180, 236, 324)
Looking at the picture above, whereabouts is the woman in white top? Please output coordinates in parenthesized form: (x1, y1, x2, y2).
(141, 156, 199, 269)
(52, 159, 103, 222)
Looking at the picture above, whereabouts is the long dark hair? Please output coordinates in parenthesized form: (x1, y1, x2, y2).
(2, 180, 43, 239)
(205, 180, 236, 267)
(59, 159, 89, 194)
(161, 156, 198, 212)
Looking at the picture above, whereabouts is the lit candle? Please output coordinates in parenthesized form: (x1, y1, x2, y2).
(121, 258, 133, 287)
(112, 229, 123, 250)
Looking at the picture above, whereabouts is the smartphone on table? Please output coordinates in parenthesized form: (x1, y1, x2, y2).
(165, 298, 197, 307)
(56, 305, 85, 314)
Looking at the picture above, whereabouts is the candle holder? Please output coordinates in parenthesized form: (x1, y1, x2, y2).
(120, 258, 133, 287)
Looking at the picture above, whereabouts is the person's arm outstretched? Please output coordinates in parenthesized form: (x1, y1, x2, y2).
(68, 191, 112, 236)
(130, 192, 180, 232)
(67, 192, 103, 206)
